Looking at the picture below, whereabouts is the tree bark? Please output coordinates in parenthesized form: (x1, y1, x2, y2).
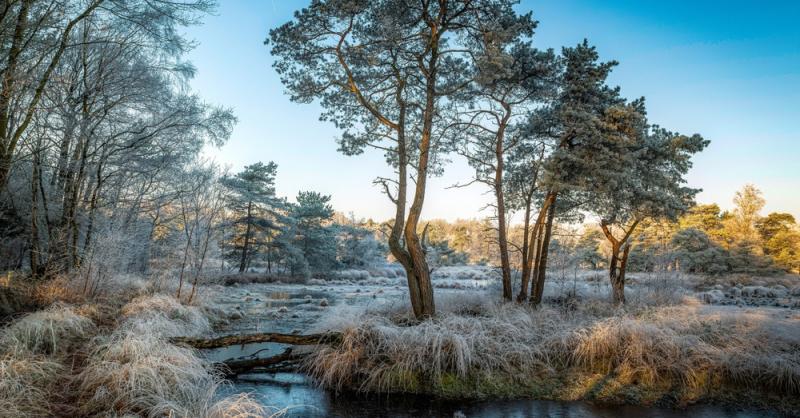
(494, 114, 512, 301)
(600, 219, 640, 305)
(518, 196, 532, 302)
(399, 16, 443, 319)
(531, 192, 557, 306)
(238, 201, 253, 273)
(611, 243, 631, 305)
(518, 194, 552, 302)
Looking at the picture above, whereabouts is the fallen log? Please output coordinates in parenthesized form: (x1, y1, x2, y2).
(216, 348, 307, 377)
(171, 331, 342, 349)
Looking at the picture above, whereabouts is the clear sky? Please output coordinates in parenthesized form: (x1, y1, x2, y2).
(184, 0, 800, 222)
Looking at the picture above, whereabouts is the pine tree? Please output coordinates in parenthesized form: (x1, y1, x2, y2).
(291, 191, 338, 274)
(221, 162, 280, 273)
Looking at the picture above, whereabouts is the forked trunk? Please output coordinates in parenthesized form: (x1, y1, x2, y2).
(610, 243, 631, 305)
(518, 193, 553, 302)
(600, 219, 639, 305)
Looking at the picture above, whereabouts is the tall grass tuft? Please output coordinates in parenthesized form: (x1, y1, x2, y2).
(76, 330, 217, 416)
(0, 352, 64, 417)
(120, 294, 211, 338)
(0, 303, 95, 355)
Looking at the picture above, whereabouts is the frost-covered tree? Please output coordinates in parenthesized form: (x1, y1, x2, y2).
(0, 0, 233, 281)
(0, 0, 219, 188)
(270, 0, 533, 318)
(523, 40, 625, 305)
(515, 40, 708, 304)
(592, 117, 708, 304)
(336, 225, 386, 268)
(453, 28, 559, 301)
(574, 228, 604, 270)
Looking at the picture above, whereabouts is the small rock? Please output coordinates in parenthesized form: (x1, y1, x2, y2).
(229, 311, 243, 320)
(319, 298, 329, 307)
(278, 306, 289, 313)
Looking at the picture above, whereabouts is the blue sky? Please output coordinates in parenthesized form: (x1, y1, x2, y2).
(185, 0, 800, 222)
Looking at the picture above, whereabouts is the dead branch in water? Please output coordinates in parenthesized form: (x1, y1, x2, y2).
(216, 347, 307, 377)
(171, 331, 342, 349)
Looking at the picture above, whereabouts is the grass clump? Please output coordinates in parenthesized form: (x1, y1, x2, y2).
(120, 294, 211, 338)
(0, 352, 64, 417)
(76, 330, 217, 416)
(0, 303, 95, 355)
(203, 393, 271, 418)
(75, 327, 276, 417)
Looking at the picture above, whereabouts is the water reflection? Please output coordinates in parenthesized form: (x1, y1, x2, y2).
(221, 373, 778, 418)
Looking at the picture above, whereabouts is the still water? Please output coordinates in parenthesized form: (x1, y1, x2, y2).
(219, 372, 779, 418)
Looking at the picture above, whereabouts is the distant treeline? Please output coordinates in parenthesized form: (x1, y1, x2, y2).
(407, 185, 800, 276)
